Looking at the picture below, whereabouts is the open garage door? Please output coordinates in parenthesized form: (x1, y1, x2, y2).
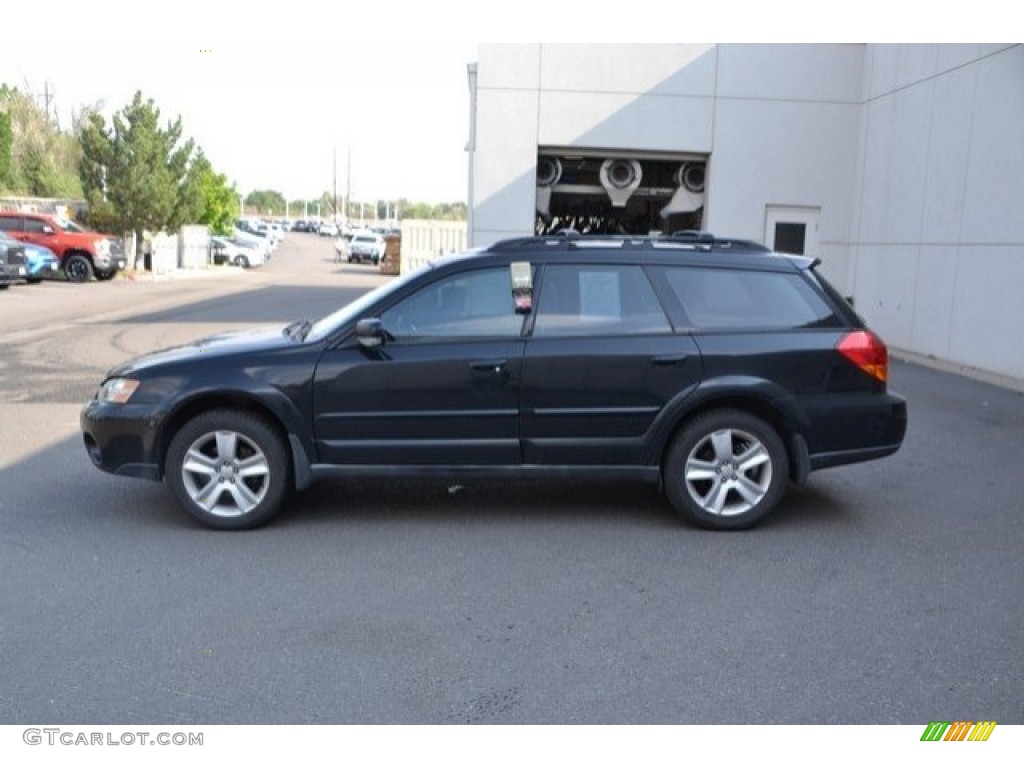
(535, 150, 707, 236)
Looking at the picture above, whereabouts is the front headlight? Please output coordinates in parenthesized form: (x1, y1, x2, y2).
(97, 377, 140, 404)
(95, 238, 111, 256)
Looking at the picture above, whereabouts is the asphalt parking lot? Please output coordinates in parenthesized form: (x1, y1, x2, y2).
(0, 233, 1021, 725)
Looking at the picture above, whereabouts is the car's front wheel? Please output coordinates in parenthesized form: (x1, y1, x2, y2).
(664, 409, 789, 530)
(165, 410, 290, 530)
(64, 254, 94, 282)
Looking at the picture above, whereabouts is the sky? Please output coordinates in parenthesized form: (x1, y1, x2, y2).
(1, 2, 999, 207)
(2, 40, 479, 205)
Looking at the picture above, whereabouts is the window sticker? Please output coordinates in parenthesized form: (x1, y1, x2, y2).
(510, 261, 533, 313)
(579, 271, 621, 319)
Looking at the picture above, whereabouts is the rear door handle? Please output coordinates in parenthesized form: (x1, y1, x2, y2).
(470, 359, 507, 374)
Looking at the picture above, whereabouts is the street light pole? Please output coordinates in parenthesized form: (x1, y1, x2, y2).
(333, 144, 338, 224)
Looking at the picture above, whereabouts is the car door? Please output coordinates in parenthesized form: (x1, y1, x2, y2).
(5, 215, 56, 250)
(312, 264, 527, 466)
(520, 263, 702, 466)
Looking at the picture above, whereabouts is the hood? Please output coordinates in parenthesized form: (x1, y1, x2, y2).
(109, 325, 297, 377)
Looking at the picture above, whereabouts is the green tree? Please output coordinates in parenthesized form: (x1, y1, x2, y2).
(0, 111, 12, 189)
(78, 91, 196, 249)
(0, 84, 82, 197)
(191, 153, 238, 235)
(244, 189, 286, 216)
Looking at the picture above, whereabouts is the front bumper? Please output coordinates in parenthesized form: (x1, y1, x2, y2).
(28, 262, 59, 278)
(94, 254, 128, 272)
(1, 264, 27, 281)
(80, 399, 164, 481)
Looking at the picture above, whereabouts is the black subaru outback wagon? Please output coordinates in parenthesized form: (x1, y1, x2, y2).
(81, 234, 907, 530)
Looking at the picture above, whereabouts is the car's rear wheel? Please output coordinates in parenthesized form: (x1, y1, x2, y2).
(664, 409, 789, 530)
(64, 254, 94, 282)
(165, 410, 290, 530)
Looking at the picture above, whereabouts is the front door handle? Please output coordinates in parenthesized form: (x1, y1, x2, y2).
(651, 355, 687, 367)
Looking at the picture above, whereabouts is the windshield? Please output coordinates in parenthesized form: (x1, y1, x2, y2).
(56, 219, 92, 233)
(306, 261, 436, 342)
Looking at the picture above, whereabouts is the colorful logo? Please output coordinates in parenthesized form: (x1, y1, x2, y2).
(920, 721, 997, 742)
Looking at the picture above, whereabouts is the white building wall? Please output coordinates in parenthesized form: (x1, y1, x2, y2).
(709, 44, 865, 289)
(471, 44, 865, 289)
(469, 43, 1024, 382)
(851, 44, 1024, 380)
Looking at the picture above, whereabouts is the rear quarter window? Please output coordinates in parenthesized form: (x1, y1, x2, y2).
(663, 266, 840, 330)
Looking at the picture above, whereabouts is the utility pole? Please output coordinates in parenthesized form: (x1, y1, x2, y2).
(35, 81, 56, 128)
(345, 145, 351, 226)
(332, 145, 338, 223)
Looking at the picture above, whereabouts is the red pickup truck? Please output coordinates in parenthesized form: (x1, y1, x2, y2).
(0, 212, 128, 282)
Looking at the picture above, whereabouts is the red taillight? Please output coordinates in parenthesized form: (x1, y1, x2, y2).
(837, 330, 888, 383)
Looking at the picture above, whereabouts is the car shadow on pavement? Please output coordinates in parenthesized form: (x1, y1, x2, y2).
(272, 475, 854, 533)
(114, 285, 373, 325)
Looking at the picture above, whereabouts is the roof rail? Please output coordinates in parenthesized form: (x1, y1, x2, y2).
(488, 232, 771, 253)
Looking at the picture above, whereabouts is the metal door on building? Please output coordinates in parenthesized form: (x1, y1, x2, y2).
(764, 206, 820, 256)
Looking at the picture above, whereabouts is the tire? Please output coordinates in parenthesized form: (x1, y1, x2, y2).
(234, 255, 250, 269)
(26, 278, 43, 284)
(0, 284, 9, 291)
(164, 409, 291, 530)
(94, 269, 116, 281)
(663, 409, 789, 530)
(64, 253, 94, 282)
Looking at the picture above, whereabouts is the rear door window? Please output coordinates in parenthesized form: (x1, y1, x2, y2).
(532, 264, 671, 337)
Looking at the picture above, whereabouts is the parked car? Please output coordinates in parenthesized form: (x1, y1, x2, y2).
(0, 212, 127, 282)
(0, 238, 27, 289)
(0, 231, 58, 283)
(318, 222, 340, 237)
(210, 236, 266, 269)
(232, 228, 274, 256)
(348, 231, 386, 264)
(81, 233, 907, 531)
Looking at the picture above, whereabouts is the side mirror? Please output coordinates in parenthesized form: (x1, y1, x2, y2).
(355, 317, 386, 348)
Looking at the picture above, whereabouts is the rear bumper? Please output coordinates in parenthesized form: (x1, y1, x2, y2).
(806, 392, 907, 471)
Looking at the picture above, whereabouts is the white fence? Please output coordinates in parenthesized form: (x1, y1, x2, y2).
(123, 227, 214, 274)
(398, 220, 468, 272)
